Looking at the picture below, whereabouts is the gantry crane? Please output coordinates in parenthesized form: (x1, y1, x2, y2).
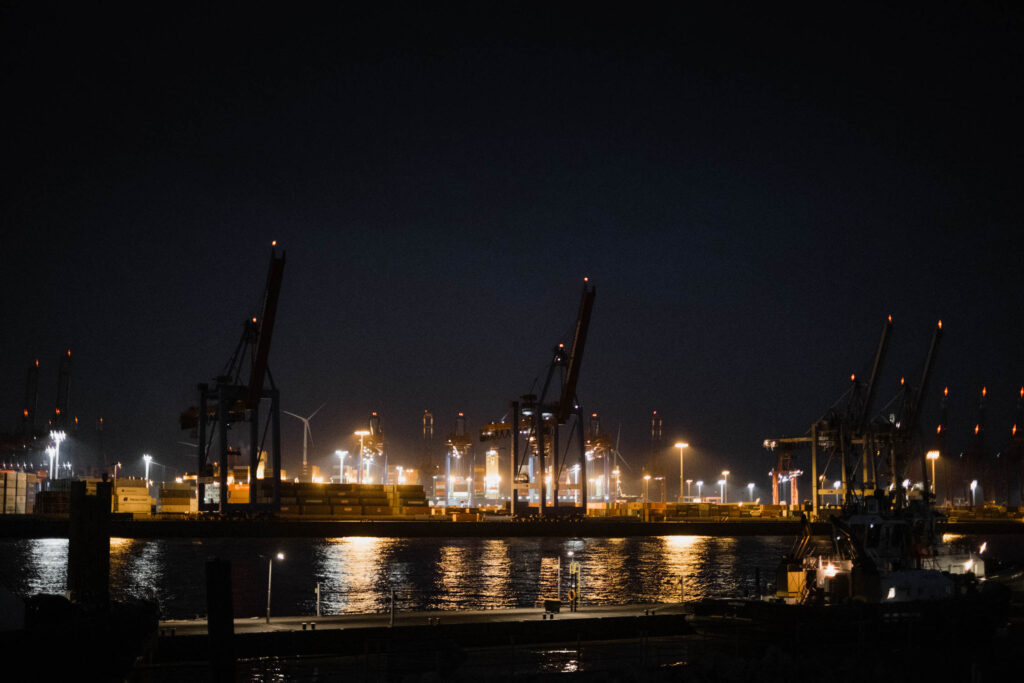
(763, 317, 942, 517)
(586, 412, 615, 502)
(481, 279, 596, 517)
(180, 242, 286, 513)
(444, 412, 472, 504)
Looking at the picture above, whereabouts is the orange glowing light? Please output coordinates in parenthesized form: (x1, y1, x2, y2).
(900, 377, 905, 386)
(937, 320, 942, 329)
(944, 387, 949, 397)
(888, 314, 892, 322)
(56, 409, 61, 415)
(272, 240, 277, 246)
(982, 387, 987, 397)
(975, 424, 980, 435)
(35, 359, 39, 367)
(936, 425, 942, 434)
(67, 349, 71, 357)
(850, 374, 856, 382)
(23, 409, 29, 417)
(252, 317, 258, 323)
(1013, 425, 1018, 436)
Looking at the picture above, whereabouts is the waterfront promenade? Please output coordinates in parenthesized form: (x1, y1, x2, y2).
(155, 603, 693, 664)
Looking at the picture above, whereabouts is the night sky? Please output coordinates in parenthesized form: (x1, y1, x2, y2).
(3, 3, 1022, 495)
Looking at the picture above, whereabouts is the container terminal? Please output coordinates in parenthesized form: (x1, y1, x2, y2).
(3, 245, 1023, 534)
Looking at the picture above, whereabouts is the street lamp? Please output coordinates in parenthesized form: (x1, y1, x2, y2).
(674, 442, 689, 503)
(354, 431, 370, 484)
(970, 479, 978, 507)
(926, 450, 940, 495)
(143, 453, 152, 486)
(335, 450, 348, 483)
(266, 551, 285, 623)
(49, 431, 66, 480)
(643, 474, 652, 503)
(747, 482, 755, 502)
(695, 480, 703, 501)
(833, 480, 842, 506)
(718, 479, 726, 502)
(685, 479, 693, 501)
(721, 470, 729, 504)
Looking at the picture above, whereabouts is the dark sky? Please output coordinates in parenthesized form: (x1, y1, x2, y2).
(3, 3, 1022, 495)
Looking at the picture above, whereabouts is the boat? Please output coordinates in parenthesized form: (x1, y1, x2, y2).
(777, 491, 988, 606)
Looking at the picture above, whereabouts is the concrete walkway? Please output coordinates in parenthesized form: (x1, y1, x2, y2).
(160, 603, 690, 635)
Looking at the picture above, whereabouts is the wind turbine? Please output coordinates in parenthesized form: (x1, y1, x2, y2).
(284, 403, 326, 481)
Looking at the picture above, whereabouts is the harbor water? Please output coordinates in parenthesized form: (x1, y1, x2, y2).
(1, 535, 793, 619)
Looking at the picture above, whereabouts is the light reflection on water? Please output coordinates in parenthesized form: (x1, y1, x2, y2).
(0, 535, 793, 619)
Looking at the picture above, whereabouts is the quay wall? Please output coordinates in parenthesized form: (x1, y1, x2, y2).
(2, 515, 1021, 539)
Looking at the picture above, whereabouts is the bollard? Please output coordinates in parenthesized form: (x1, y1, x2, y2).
(302, 622, 307, 631)
(310, 622, 316, 630)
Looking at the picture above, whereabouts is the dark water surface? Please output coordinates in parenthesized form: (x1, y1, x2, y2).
(1, 533, 1012, 620)
(2, 535, 790, 619)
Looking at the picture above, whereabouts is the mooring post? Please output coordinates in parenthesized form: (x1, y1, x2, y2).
(206, 558, 235, 682)
(68, 479, 111, 607)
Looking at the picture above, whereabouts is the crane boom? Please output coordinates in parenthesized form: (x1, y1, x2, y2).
(858, 316, 893, 433)
(247, 244, 286, 408)
(556, 280, 595, 423)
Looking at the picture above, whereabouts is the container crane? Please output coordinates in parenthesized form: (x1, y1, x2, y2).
(180, 242, 286, 513)
(483, 279, 596, 517)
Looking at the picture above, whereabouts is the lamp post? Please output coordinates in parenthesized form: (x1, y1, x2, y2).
(50, 431, 66, 480)
(674, 442, 689, 503)
(685, 479, 693, 501)
(926, 450, 940, 495)
(143, 453, 152, 486)
(721, 470, 729, 504)
(354, 431, 370, 484)
(643, 474, 652, 503)
(833, 480, 842, 506)
(266, 552, 284, 623)
(747, 482, 755, 502)
(718, 479, 726, 502)
(46, 446, 56, 485)
(970, 479, 978, 507)
(695, 480, 703, 501)
(335, 450, 347, 483)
